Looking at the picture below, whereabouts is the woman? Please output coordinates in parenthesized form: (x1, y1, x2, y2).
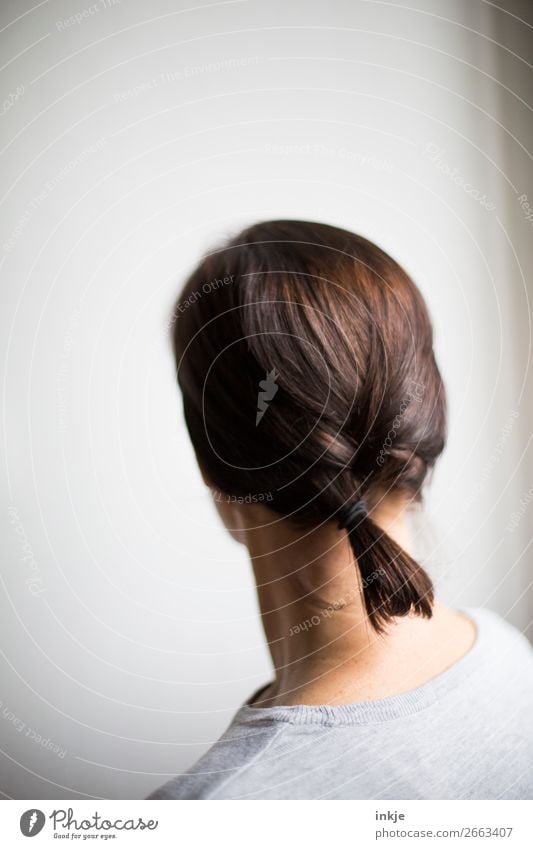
(150, 220, 533, 800)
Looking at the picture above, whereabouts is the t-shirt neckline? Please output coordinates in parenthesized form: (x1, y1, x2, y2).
(237, 607, 486, 726)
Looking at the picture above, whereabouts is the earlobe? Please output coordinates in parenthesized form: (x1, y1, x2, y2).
(209, 490, 247, 545)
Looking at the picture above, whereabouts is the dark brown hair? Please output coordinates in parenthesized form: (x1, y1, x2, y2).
(172, 220, 446, 632)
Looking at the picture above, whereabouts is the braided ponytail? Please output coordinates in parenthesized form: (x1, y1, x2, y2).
(173, 220, 446, 635)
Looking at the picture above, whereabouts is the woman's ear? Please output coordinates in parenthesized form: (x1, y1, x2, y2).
(211, 496, 247, 545)
(198, 463, 247, 545)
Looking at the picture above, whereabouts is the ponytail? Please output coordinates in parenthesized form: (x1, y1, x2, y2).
(337, 501, 434, 633)
(173, 220, 446, 635)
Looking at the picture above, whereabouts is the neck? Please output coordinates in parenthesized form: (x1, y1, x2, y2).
(242, 500, 474, 707)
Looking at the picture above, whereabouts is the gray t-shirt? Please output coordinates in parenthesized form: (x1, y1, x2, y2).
(149, 608, 533, 799)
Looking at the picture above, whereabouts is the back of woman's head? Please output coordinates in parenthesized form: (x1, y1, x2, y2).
(173, 220, 446, 632)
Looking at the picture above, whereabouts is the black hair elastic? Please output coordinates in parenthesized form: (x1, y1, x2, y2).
(337, 499, 368, 531)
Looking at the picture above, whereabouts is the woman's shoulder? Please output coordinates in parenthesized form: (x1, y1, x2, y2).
(463, 606, 533, 692)
(467, 606, 532, 655)
(147, 713, 287, 800)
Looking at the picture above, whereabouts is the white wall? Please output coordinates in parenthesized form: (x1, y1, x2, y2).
(1, 0, 531, 799)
